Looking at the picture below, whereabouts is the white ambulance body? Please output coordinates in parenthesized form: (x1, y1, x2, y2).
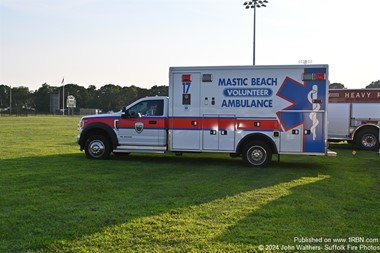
(78, 65, 332, 167)
(328, 89, 380, 150)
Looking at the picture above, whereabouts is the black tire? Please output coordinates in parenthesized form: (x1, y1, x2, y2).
(84, 135, 111, 159)
(355, 129, 379, 151)
(242, 141, 272, 167)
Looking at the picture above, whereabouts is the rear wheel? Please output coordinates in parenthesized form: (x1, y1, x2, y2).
(84, 135, 111, 159)
(242, 141, 272, 167)
(355, 129, 379, 151)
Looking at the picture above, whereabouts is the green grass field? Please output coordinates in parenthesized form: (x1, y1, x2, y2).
(0, 116, 379, 252)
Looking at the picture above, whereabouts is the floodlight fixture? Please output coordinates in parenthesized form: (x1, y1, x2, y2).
(243, 0, 269, 65)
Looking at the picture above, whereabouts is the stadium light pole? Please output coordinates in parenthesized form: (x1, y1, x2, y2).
(243, 0, 269, 65)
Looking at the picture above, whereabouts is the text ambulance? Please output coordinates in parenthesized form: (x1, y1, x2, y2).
(78, 65, 333, 167)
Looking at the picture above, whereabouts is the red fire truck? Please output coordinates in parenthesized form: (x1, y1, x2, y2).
(328, 89, 380, 150)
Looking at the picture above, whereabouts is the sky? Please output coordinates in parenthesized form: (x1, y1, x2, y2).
(0, 0, 379, 91)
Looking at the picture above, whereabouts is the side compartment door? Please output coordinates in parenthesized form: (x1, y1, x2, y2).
(202, 115, 219, 150)
(279, 112, 303, 153)
(203, 114, 236, 151)
(328, 103, 350, 138)
(303, 111, 325, 153)
(170, 73, 202, 150)
(218, 115, 236, 151)
(279, 111, 325, 153)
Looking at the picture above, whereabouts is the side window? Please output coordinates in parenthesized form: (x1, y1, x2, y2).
(127, 101, 146, 118)
(127, 100, 164, 117)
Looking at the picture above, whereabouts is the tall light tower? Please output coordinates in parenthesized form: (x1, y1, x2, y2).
(243, 0, 269, 65)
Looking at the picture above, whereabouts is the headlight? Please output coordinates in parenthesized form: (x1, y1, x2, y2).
(78, 118, 84, 130)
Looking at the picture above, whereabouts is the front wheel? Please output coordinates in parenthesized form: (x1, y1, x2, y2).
(84, 135, 111, 159)
(242, 141, 272, 167)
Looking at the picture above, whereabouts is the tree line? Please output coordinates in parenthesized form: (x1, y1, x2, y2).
(0, 83, 168, 114)
(329, 80, 380, 89)
(0, 80, 379, 115)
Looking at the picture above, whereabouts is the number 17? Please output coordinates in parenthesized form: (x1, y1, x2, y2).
(182, 82, 191, 94)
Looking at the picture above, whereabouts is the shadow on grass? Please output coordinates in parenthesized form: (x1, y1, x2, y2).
(217, 181, 380, 249)
(0, 152, 331, 252)
(217, 150, 380, 247)
(217, 176, 334, 246)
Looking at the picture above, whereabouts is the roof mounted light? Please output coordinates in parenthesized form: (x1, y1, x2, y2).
(182, 74, 192, 82)
(302, 73, 326, 81)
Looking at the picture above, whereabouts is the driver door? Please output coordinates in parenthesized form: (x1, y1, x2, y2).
(117, 99, 164, 146)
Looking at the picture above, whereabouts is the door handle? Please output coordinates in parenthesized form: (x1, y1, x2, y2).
(149, 120, 157, 125)
(114, 120, 119, 129)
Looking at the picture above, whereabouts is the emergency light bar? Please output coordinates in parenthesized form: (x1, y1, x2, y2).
(302, 73, 326, 81)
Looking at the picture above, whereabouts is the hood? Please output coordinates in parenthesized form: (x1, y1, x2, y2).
(81, 111, 121, 119)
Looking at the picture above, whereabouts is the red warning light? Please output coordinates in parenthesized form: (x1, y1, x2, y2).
(182, 74, 192, 82)
(302, 73, 326, 81)
(315, 73, 325, 80)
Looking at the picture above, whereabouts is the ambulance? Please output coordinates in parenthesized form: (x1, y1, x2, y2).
(328, 89, 380, 150)
(78, 65, 334, 167)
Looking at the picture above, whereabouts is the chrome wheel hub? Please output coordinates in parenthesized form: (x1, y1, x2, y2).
(89, 140, 105, 157)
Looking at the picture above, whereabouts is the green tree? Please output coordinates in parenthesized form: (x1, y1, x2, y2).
(148, 85, 168, 96)
(366, 80, 380, 88)
(329, 83, 345, 89)
(11, 86, 31, 110)
(0, 85, 11, 108)
(97, 84, 124, 112)
(34, 83, 53, 113)
(121, 85, 141, 107)
(0, 82, 168, 114)
(85, 85, 99, 109)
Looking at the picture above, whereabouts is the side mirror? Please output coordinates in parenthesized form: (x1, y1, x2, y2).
(121, 107, 129, 119)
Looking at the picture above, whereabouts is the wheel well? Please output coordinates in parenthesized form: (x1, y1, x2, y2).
(237, 133, 278, 155)
(353, 125, 379, 141)
(79, 124, 118, 150)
